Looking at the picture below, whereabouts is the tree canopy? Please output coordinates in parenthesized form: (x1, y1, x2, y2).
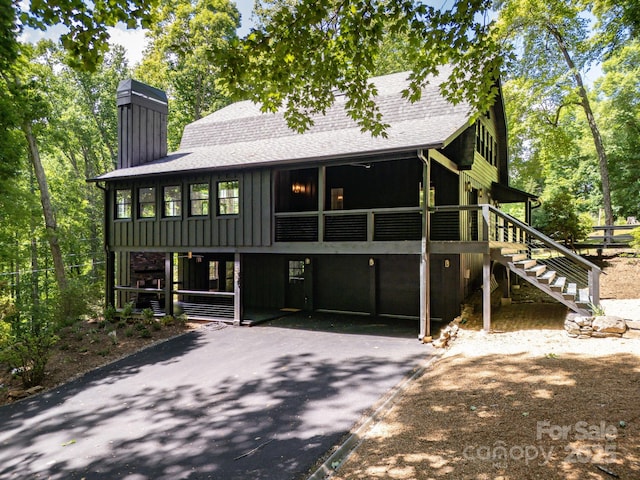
(7, 0, 155, 70)
(136, 0, 240, 149)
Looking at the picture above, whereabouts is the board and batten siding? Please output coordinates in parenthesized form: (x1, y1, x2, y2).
(109, 169, 272, 249)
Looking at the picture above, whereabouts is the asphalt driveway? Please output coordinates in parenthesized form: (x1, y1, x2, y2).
(0, 313, 433, 479)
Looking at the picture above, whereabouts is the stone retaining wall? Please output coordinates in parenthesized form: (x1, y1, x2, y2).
(565, 314, 640, 339)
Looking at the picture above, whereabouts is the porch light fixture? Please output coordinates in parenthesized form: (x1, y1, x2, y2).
(465, 181, 473, 192)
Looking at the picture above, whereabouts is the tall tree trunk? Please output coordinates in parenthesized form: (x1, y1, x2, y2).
(22, 122, 68, 294)
(548, 25, 614, 226)
(29, 169, 40, 313)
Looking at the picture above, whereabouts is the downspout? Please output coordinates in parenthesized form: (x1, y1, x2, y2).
(418, 150, 431, 341)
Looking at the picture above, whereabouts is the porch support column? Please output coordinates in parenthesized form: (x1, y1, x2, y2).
(318, 166, 325, 242)
(482, 253, 491, 332)
(164, 252, 173, 316)
(233, 252, 241, 326)
(105, 250, 115, 309)
(418, 150, 431, 341)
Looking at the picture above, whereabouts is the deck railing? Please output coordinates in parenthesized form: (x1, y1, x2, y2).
(274, 207, 422, 242)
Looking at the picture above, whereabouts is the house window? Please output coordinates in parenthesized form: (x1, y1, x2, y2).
(116, 189, 131, 219)
(217, 180, 239, 215)
(190, 183, 209, 216)
(163, 185, 182, 217)
(330, 188, 344, 210)
(139, 187, 156, 218)
(288, 260, 305, 284)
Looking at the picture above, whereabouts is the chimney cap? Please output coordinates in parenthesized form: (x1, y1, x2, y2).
(117, 79, 168, 108)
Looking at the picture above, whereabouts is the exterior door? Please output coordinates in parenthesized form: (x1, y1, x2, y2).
(286, 259, 306, 310)
(429, 254, 461, 322)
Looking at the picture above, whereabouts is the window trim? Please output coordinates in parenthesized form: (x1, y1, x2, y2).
(115, 188, 132, 220)
(189, 182, 210, 217)
(216, 180, 240, 216)
(163, 185, 182, 218)
(138, 186, 156, 219)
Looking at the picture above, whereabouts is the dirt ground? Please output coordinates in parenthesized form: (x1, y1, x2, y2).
(331, 254, 640, 480)
(0, 316, 196, 404)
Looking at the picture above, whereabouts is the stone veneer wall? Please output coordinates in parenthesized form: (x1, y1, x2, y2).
(565, 314, 640, 339)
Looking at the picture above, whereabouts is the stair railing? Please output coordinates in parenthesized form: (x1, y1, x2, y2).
(431, 204, 601, 305)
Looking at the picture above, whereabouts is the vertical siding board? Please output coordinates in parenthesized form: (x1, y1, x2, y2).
(252, 172, 262, 246)
(229, 217, 236, 246)
(174, 221, 181, 247)
(243, 172, 253, 246)
(153, 111, 161, 160)
(132, 105, 141, 165)
(146, 222, 153, 247)
(160, 221, 167, 247)
(261, 170, 271, 246)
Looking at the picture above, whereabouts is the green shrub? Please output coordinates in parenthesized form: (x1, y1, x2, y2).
(631, 226, 640, 251)
(121, 302, 135, 323)
(138, 327, 152, 339)
(533, 189, 592, 248)
(141, 308, 155, 324)
(0, 322, 59, 388)
(104, 304, 117, 323)
(54, 278, 96, 326)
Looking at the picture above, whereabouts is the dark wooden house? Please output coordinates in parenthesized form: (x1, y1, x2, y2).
(94, 71, 600, 338)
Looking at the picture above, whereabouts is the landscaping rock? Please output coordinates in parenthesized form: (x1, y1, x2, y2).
(592, 316, 627, 334)
(625, 319, 640, 330)
(575, 316, 594, 327)
(592, 331, 622, 338)
(622, 329, 640, 339)
(564, 321, 581, 336)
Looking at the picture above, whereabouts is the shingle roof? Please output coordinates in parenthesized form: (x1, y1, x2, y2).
(97, 68, 472, 181)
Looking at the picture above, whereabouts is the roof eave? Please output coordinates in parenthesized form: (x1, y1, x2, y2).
(91, 141, 446, 183)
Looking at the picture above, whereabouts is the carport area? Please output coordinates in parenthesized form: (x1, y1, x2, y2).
(0, 313, 434, 480)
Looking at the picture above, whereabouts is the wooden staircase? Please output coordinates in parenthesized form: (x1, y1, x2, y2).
(492, 248, 593, 316)
(430, 204, 602, 323)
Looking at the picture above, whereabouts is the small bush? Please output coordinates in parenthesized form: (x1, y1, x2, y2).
(0, 326, 59, 388)
(141, 308, 156, 325)
(104, 304, 117, 323)
(121, 302, 135, 323)
(631, 226, 640, 251)
(138, 327, 152, 339)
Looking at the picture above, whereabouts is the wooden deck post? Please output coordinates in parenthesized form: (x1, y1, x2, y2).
(164, 252, 173, 316)
(233, 252, 241, 326)
(483, 252, 491, 332)
(419, 150, 431, 341)
(481, 204, 491, 331)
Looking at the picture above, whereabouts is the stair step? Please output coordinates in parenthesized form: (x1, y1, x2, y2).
(563, 283, 577, 300)
(504, 253, 528, 262)
(526, 264, 547, 277)
(501, 247, 526, 255)
(550, 276, 566, 292)
(578, 288, 591, 305)
(538, 270, 556, 284)
(514, 259, 537, 270)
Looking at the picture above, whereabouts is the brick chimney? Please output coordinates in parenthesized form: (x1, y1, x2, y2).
(117, 79, 168, 169)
